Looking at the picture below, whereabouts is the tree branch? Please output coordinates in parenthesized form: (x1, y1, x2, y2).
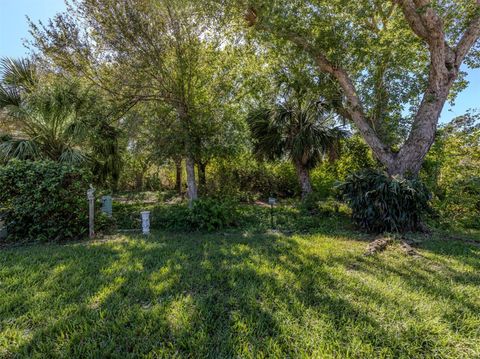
(392, 1, 479, 174)
(455, 6, 480, 68)
(393, 0, 430, 41)
(252, 20, 393, 163)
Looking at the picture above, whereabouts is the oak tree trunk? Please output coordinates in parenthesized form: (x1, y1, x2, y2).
(385, 89, 450, 176)
(175, 157, 182, 195)
(135, 172, 144, 191)
(186, 156, 198, 206)
(295, 160, 313, 200)
(176, 103, 198, 205)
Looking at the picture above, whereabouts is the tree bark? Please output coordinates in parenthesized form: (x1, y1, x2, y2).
(135, 172, 144, 191)
(295, 160, 313, 200)
(175, 103, 198, 205)
(186, 156, 198, 206)
(175, 157, 182, 195)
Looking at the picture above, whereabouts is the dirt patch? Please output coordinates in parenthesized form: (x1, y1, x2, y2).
(364, 236, 393, 256)
(400, 240, 422, 257)
(364, 236, 423, 257)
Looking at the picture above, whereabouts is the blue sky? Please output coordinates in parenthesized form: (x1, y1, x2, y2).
(0, 0, 478, 123)
(0, 0, 66, 57)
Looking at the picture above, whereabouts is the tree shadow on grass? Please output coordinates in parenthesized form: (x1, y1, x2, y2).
(2, 230, 479, 357)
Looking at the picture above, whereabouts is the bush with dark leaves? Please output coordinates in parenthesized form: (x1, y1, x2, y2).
(338, 169, 431, 233)
(0, 160, 90, 242)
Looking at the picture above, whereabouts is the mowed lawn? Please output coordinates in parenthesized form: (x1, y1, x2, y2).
(1, 229, 479, 358)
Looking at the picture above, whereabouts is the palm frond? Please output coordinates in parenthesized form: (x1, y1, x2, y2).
(247, 107, 285, 161)
(248, 100, 348, 169)
(0, 138, 41, 161)
(58, 147, 88, 165)
(0, 84, 22, 108)
(0, 57, 37, 91)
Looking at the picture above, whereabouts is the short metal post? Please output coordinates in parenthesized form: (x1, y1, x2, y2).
(268, 197, 276, 229)
(87, 186, 95, 239)
(141, 211, 150, 235)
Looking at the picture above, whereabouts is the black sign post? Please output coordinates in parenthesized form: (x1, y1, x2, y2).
(268, 197, 276, 229)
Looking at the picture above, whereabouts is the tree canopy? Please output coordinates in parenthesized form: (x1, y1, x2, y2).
(237, 0, 480, 175)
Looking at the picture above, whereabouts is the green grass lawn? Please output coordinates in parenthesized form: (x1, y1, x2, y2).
(1, 228, 479, 358)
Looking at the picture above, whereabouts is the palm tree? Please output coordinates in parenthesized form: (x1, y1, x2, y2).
(248, 101, 347, 200)
(0, 57, 90, 164)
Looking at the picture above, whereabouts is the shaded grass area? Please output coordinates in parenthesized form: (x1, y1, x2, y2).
(1, 229, 479, 358)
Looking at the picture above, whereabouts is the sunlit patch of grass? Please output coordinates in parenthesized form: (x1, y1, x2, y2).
(0, 230, 479, 358)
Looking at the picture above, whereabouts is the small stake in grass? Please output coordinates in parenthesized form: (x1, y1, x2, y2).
(87, 186, 95, 239)
(141, 211, 150, 235)
(268, 197, 276, 229)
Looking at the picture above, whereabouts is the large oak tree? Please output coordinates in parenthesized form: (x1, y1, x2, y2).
(238, 0, 480, 176)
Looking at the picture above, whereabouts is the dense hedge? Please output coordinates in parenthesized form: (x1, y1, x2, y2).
(0, 160, 90, 242)
(338, 170, 431, 233)
(149, 198, 238, 232)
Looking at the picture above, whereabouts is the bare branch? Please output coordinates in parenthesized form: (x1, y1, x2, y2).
(252, 18, 394, 163)
(455, 8, 480, 68)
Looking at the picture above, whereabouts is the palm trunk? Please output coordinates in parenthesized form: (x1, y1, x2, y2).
(295, 160, 312, 200)
(186, 156, 198, 206)
(175, 158, 182, 195)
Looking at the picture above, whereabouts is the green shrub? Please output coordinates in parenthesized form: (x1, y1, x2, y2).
(152, 198, 238, 232)
(300, 192, 322, 214)
(433, 176, 480, 230)
(96, 212, 117, 234)
(151, 204, 191, 231)
(338, 169, 431, 233)
(300, 192, 343, 216)
(189, 198, 238, 231)
(112, 202, 146, 229)
(0, 160, 91, 242)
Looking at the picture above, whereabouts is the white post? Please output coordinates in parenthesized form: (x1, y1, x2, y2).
(87, 186, 95, 239)
(141, 211, 150, 235)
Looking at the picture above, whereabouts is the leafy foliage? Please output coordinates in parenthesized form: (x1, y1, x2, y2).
(189, 198, 238, 231)
(152, 199, 237, 232)
(248, 101, 346, 198)
(0, 160, 90, 242)
(1, 0, 477, 235)
(0, 57, 126, 190)
(208, 156, 298, 201)
(300, 192, 342, 216)
(338, 170, 431, 233)
(423, 113, 480, 230)
(0, 58, 89, 163)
